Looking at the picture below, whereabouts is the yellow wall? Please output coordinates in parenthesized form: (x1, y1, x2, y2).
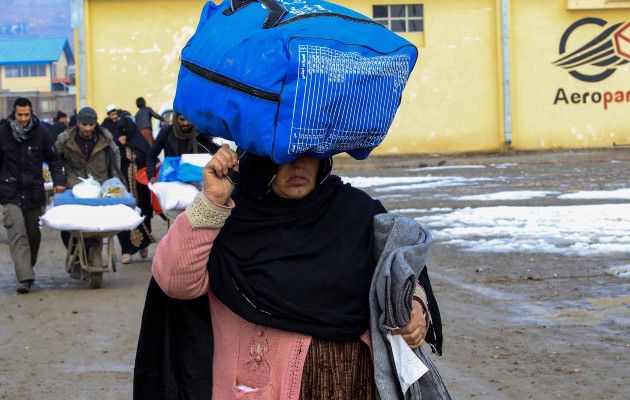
(510, 0, 630, 149)
(356, 0, 504, 155)
(80, 1, 630, 153)
(1, 66, 51, 92)
(568, 0, 630, 10)
(82, 0, 504, 153)
(83, 0, 206, 118)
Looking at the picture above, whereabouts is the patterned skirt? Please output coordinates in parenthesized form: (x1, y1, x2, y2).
(298, 337, 378, 400)
(118, 147, 155, 254)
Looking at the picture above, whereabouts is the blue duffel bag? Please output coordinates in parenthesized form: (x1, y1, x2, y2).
(174, 0, 418, 164)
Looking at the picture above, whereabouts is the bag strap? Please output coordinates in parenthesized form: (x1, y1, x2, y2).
(222, 0, 288, 28)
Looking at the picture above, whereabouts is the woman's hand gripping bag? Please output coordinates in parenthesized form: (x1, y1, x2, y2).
(174, 0, 418, 164)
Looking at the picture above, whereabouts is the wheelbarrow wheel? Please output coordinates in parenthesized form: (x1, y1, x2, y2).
(89, 273, 103, 289)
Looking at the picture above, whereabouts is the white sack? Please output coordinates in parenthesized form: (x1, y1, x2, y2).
(149, 181, 199, 211)
(41, 204, 144, 232)
(180, 153, 212, 167)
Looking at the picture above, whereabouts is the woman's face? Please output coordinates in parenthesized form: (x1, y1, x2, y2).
(270, 155, 321, 199)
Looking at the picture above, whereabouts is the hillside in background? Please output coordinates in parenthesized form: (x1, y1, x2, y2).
(0, 0, 73, 48)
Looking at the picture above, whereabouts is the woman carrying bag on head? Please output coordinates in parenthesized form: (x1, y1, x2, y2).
(134, 145, 451, 399)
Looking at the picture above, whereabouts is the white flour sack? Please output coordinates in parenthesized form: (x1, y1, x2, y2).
(41, 204, 144, 232)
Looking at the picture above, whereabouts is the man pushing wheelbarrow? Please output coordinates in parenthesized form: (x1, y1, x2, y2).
(47, 106, 143, 288)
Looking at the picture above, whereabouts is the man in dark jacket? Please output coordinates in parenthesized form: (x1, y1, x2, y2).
(134, 97, 168, 146)
(56, 106, 122, 189)
(146, 112, 219, 184)
(56, 106, 122, 278)
(0, 97, 66, 293)
(100, 104, 118, 135)
(50, 111, 69, 142)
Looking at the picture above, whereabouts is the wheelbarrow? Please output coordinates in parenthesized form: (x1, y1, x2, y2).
(64, 230, 119, 289)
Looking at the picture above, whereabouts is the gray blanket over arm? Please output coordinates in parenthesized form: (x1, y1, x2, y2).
(370, 213, 451, 400)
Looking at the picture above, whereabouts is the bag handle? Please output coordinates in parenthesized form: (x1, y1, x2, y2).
(222, 0, 288, 28)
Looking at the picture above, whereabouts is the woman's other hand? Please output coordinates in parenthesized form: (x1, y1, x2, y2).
(202, 144, 239, 206)
(391, 300, 428, 349)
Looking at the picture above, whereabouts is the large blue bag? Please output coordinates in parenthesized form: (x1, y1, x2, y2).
(174, 0, 418, 164)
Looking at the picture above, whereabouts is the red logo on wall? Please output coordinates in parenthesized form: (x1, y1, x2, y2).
(553, 18, 630, 82)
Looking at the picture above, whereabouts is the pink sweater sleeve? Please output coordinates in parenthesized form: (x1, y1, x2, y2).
(151, 212, 221, 299)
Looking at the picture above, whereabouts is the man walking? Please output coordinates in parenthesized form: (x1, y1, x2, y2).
(0, 97, 66, 293)
(134, 97, 168, 146)
(100, 104, 118, 134)
(146, 112, 219, 184)
(56, 106, 122, 277)
(56, 106, 122, 189)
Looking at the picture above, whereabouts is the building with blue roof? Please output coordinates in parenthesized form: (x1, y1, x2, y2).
(0, 37, 74, 93)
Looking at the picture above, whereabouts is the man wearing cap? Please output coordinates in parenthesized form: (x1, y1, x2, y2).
(100, 104, 119, 136)
(56, 106, 122, 188)
(55, 106, 123, 276)
(0, 97, 66, 293)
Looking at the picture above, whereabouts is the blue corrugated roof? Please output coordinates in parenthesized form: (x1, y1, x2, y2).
(0, 37, 74, 65)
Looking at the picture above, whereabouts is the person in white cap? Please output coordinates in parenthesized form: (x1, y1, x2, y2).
(101, 104, 119, 135)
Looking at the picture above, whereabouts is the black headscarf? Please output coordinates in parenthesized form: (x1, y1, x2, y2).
(208, 153, 386, 341)
(116, 110, 151, 168)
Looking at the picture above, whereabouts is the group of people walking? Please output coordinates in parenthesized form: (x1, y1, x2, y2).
(0, 96, 210, 293)
(2, 98, 452, 399)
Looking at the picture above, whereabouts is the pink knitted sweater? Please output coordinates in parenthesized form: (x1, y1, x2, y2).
(152, 212, 371, 400)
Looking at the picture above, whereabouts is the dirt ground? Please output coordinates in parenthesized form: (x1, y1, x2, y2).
(1, 148, 629, 399)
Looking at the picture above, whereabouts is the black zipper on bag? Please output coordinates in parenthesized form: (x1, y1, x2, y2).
(181, 59, 280, 103)
(274, 12, 382, 28)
